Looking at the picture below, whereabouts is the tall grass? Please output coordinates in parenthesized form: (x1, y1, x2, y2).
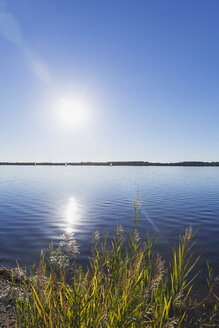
(15, 205, 218, 327)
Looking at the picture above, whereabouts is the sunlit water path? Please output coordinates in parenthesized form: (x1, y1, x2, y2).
(0, 166, 218, 282)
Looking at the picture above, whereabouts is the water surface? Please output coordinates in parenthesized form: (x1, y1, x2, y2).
(0, 166, 218, 281)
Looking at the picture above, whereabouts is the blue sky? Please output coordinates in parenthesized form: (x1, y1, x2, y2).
(0, 0, 219, 162)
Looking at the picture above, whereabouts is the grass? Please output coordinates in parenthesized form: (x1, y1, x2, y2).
(14, 202, 218, 327)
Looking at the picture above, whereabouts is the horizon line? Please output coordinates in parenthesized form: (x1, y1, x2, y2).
(0, 161, 219, 167)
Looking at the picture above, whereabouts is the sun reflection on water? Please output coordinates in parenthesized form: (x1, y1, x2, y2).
(64, 196, 82, 233)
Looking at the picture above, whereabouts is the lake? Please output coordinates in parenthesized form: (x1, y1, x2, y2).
(0, 166, 218, 282)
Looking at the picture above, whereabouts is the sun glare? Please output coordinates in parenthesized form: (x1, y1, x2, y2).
(64, 196, 82, 233)
(57, 97, 87, 128)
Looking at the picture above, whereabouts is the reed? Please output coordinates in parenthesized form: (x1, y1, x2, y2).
(15, 206, 218, 327)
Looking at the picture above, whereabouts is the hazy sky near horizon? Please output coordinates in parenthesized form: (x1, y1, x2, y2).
(0, 0, 219, 162)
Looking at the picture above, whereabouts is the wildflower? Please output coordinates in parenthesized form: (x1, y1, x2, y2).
(60, 232, 79, 256)
(116, 225, 124, 241)
(180, 226, 193, 243)
(185, 226, 193, 241)
(133, 229, 141, 243)
(93, 230, 100, 242)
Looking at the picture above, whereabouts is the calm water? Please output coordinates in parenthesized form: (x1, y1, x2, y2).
(0, 166, 218, 280)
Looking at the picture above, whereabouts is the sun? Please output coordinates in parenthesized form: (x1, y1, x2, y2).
(57, 97, 87, 128)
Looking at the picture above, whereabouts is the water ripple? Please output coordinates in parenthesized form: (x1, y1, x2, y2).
(0, 166, 218, 280)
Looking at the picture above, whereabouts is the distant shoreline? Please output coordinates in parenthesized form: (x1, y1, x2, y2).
(0, 161, 219, 166)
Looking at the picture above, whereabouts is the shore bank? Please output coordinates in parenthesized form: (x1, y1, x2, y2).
(0, 266, 27, 328)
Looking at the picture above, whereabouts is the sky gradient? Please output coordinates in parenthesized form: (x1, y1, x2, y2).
(0, 0, 219, 162)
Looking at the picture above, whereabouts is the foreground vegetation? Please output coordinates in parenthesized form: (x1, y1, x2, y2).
(14, 204, 218, 327)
